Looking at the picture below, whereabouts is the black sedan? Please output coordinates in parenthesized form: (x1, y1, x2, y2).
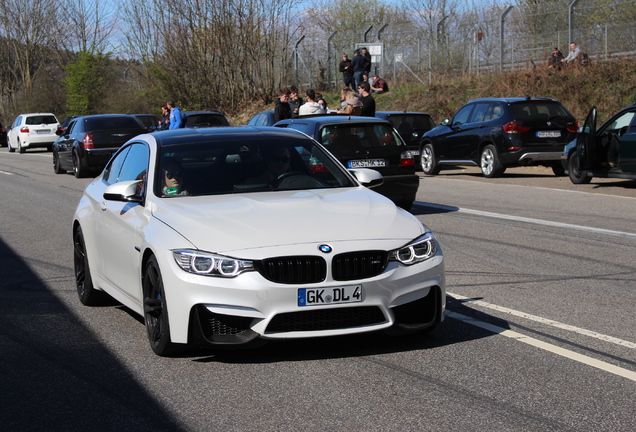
(53, 114, 148, 178)
(274, 115, 419, 211)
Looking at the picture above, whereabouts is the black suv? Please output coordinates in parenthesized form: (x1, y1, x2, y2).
(374, 111, 436, 153)
(420, 97, 578, 177)
(274, 115, 419, 210)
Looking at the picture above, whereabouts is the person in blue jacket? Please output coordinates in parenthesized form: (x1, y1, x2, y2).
(167, 100, 185, 129)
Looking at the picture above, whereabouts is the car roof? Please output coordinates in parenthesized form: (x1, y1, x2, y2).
(376, 111, 432, 116)
(184, 110, 225, 115)
(465, 97, 559, 104)
(18, 112, 57, 117)
(276, 115, 392, 126)
(150, 125, 308, 148)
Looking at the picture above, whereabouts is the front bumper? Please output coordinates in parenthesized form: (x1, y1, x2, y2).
(157, 242, 445, 347)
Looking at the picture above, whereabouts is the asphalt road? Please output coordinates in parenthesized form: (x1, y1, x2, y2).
(1, 150, 635, 431)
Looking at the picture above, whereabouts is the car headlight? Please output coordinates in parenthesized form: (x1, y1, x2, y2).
(173, 249, 254, 277)
(388, 232, 439, 265)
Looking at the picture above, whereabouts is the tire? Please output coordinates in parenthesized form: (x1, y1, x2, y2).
(18, 139, 25, 154)
(143, 255, 179, 356)
(8, 137, 15, 152)
(551, 163, 566, 177)
(74, 226, 108, 306)
(480, 145, 505, 178)
(53, 150, 66, 174)
(73, 150, 89, 178)
(420, 143, 440, 175)
(568, 150, 592, 184)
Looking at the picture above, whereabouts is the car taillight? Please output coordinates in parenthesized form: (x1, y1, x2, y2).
(83, 133, 94, 149)
(400, 151, 415, 167)
(309, 163, 329, 173)
(566, 120, 579, 134)
(20, 126, 30, 133)
(503, 120, 530, 134)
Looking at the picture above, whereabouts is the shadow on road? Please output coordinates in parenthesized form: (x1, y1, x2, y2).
(0, 238, 185, 432)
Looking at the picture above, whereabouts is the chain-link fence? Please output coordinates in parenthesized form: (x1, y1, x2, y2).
(294, 0, 636, 90)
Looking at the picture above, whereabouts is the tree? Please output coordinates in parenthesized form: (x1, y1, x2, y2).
(64, 51, 111, 115)
(0, 0, 60, 113)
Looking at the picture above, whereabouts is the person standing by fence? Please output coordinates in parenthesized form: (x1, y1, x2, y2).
(339, 53, 354, 88)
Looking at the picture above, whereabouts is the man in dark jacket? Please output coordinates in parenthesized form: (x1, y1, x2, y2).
(274, 88, 292, 122)
(339, 53, 354, 88)
(351, 49, 367, 89)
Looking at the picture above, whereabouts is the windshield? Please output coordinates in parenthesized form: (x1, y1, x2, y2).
(510, 102, 573, 122)
(84, 117, 144, 130)
(26, 115, 57, 125)
(156, 137, 356, 197)
(319, 123, 405, 148)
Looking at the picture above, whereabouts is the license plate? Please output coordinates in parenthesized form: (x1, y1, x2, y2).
(348, 159, 386, 168)
(36, 129, 51, 134)
(410, 150, 420, 156)
(298, 285, 362, 306)
(536, 131, 561, 138)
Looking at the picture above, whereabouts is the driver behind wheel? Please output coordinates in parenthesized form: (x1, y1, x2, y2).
(244, 144, 292, 187)
(264, 145, 291, 182)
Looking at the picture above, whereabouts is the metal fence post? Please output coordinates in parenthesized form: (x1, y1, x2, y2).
(569, 0, 581, 45)
(328, 31, 338, 89)
(500, 6, 514, 73)
(294, 35, 305, 84)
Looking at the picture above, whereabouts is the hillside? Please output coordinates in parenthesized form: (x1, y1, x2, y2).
(231, 58, 636, 126)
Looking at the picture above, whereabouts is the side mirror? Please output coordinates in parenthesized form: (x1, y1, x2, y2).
(440, 118, 450, 126)
(349, 168, 384, 188)
(103, 180, 144, 203)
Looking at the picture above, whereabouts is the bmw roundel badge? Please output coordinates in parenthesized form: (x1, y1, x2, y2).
(318, 244, 333, 254)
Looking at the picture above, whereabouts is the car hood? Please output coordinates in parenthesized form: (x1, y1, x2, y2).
(151, 188, 423, 254)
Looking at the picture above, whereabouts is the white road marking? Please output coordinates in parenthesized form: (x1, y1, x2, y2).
(448, 292, 636, 349)
(426, 177, 636, 201)
(416, 202, 636, 239)
(0, 170, 14, 175)
(446, 310, 636, 382)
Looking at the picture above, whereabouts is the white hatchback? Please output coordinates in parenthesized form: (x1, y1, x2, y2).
(7, 113, 59, 153)
(73, 127, 446, 356)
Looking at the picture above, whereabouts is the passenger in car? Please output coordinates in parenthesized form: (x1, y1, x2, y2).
(161, 157, 189, 196)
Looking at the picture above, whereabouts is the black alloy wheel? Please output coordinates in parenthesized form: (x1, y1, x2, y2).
(53, 150, 66, 174)
(74, 226, 107, 306)
(143, 256, 179, 356)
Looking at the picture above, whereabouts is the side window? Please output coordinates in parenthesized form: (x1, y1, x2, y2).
(13, 116, 22, 128)
(607, 112, 635, 132)
(118, 143, 149, 184)
(66, 120, 78, 134)
(490, 104, 503, 120)
(452, 105, 474, 126)
(470, 103, 491, 123)
(257, 114, 268, 126)
(103, 146, 131, 185)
